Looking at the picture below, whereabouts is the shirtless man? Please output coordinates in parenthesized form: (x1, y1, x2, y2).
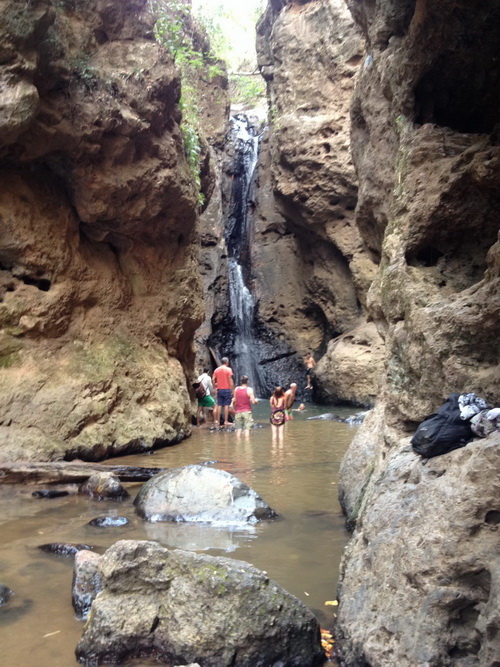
(285, 382, 297, 420)
(304, 353, 316, 390)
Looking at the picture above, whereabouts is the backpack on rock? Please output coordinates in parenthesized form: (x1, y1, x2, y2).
(411, 393, 474, 459)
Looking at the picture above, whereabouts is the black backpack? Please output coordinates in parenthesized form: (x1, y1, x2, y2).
(411, 393, 474, 459)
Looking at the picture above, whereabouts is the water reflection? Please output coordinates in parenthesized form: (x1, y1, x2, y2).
(0, 402, 357, 666)
(143, 521, 257, 553)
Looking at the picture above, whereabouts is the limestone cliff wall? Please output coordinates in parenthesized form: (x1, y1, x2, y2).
(0, 0, 227, 461)
(335, 0, 500, 663)
(256, 0, 385, 404)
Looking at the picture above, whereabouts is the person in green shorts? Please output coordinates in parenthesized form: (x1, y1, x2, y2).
(195, 368, 215, 426)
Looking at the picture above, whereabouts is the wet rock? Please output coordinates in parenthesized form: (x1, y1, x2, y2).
(79, 472, 129, 501)
(344, 411, 369, 425)
(38, 543, 94, 557)
(32, 489, 70, 498)
(75, 540, 324, 667)
(134, 464, 277, 524)
(0, 584, 13, 606)
(306, 413, 343, 421)
(336, 432, 500, 666)
(72, 550, 103, 620)
(87, 516, 129, 528)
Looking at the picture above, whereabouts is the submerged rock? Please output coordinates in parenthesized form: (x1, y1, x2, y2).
(79, 472, 129, 501)
(134, 465, 277, 524)
(87, 516, 129, 528)
(72, 550, 103, 620)
(344, 411, 369, 425)
(32, 489, 70, 498)
(38, 543, 94, 557)
(306, 413, 343, 421)
(0, 584, 13, 606)
(75, 540, 324, 667)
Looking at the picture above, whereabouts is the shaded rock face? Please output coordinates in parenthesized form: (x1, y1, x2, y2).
(134, 464, 277, 524)
(337, 432, 500, 667)
(76, 540, 324, 667)
(254, 0, 384, 402)
(335, 0, 500, 663)
(346, 0, 500, 421)
(0, 0, 227, 461)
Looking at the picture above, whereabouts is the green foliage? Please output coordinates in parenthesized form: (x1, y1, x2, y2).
(229, 73, 265, 107)
(150, 0, 217, 207)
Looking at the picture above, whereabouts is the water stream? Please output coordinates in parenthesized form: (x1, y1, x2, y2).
(0, 403, 355, 666)
(223, 115, 264, 394)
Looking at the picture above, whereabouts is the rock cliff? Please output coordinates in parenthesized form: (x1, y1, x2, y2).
(334, 0, 500, 663)
(0, 0, 227, 461)
(255, 0, 385, 402)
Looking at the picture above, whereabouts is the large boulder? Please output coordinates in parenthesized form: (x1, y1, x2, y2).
(336, 432, 500, 666)
(314, 321, 385, 406)
(134, 465, 277, 524)
(75, 540, 324, 667)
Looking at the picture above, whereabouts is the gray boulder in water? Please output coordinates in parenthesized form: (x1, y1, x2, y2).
(75, 540, 324, 667)
(344, 411, 369, 425)
(306, 413, 342, 421)
(134, 464, 277, 524)
(0, 583, 13, 606)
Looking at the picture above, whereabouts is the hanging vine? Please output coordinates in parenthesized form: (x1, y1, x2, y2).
(150, 0, 222, 207)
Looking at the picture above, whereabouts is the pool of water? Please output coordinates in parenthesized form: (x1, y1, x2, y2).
(0, 402, 357, 666)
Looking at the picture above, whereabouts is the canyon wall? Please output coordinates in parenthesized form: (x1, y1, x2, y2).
(0, 0, 227, 461)
(333, 0, 500, 664)
(257, 0, 500, 663)
(256, 0, 385, 403)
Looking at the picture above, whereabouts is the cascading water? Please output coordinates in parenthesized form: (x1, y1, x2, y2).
(223, 114, 263, 394)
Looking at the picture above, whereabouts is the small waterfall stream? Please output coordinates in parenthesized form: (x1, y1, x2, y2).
(224, 115, 263, 394)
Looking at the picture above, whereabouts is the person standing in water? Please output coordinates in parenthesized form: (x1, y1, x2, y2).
(195, 368, 215, 426)
(212, 357, 234, 428)
(284, 382, 297, 420)
(232, 375, 258, 438)
(270, 385, 286, 443)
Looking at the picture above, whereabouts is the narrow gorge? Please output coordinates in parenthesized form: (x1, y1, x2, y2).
(0, 0, 499, 666)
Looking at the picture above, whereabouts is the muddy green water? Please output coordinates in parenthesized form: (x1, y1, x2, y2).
(0, 403, 356, 666)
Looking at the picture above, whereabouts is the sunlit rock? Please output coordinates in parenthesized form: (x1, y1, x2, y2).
(134, 465, 277, 525)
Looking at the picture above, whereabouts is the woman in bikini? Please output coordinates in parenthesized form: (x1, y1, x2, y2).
(270, 385, 286, 443)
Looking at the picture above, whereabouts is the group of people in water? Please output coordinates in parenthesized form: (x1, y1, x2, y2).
(192, 356, 310, 441)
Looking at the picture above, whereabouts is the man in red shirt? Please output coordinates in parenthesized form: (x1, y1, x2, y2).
(212, 357, 234, 427)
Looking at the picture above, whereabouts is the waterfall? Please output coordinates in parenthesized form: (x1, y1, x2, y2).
(224, 114, 263, 394)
